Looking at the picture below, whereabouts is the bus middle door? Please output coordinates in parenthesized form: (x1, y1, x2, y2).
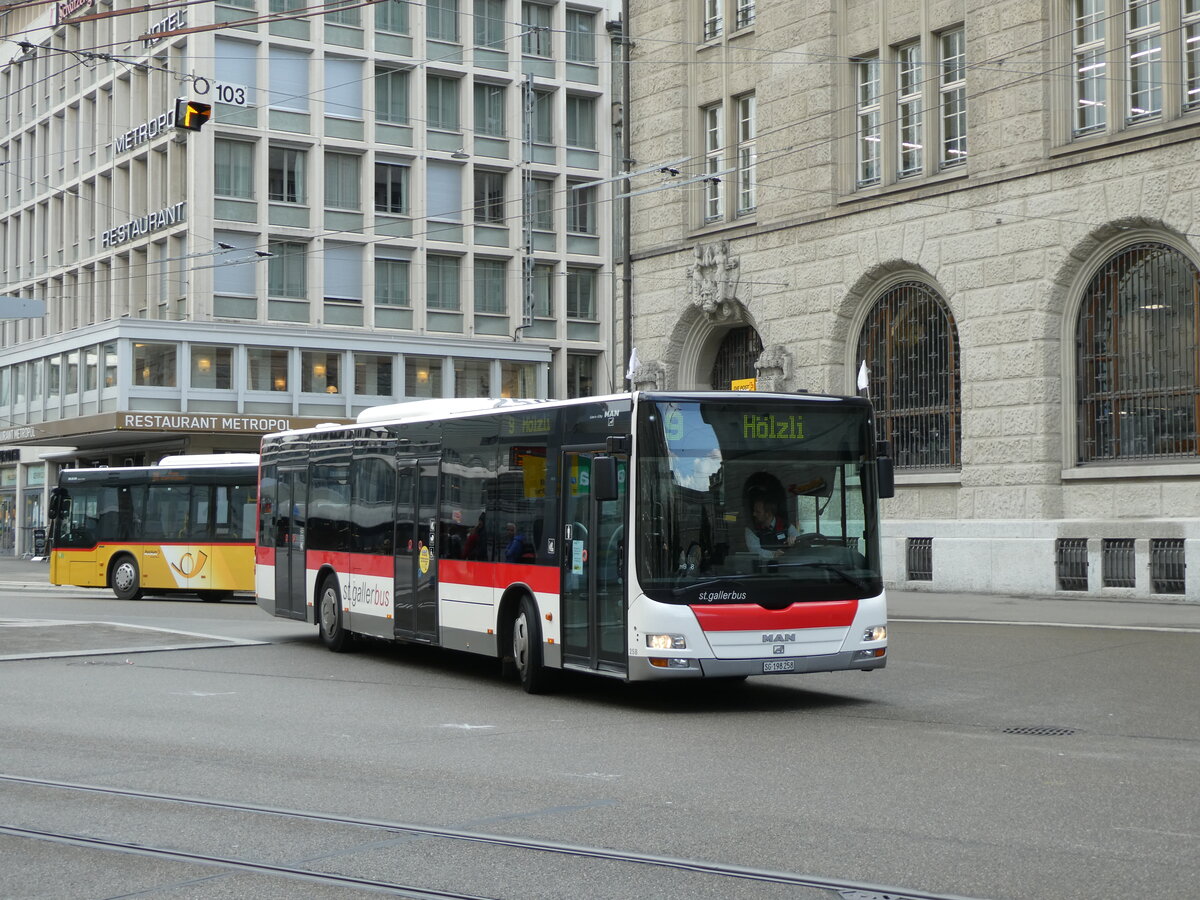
(394, 459, 439, 642)
(560, 449, 627, 674)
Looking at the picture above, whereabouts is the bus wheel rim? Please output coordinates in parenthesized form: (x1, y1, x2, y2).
(513, 613, 528, 671)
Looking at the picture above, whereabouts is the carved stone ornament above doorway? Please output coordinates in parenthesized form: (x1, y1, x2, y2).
(687, 241, 740, 320)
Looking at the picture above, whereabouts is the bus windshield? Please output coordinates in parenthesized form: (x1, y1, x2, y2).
(636, 398, 883, 606)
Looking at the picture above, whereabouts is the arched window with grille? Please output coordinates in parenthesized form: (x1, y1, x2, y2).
(856, 281, 961, 469)
(1076, 242, 1200, 463)
(709, 326, 763, 389)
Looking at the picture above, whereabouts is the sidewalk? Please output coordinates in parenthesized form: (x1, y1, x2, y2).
(2, 555, 1197, 631)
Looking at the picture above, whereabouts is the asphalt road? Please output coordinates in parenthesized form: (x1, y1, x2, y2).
(2, 567, 1199, 900)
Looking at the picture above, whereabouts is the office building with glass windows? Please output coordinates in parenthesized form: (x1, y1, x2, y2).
(0, 0, 617, 554)
(624, 0, 1197, 599)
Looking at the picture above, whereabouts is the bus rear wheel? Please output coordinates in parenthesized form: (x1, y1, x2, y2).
(512, 595, 556, 694)
(318, 577, 353, 652)
(111, 555, 143, 602)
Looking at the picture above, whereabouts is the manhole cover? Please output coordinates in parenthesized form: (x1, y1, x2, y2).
(1003, 726, 1077, 736)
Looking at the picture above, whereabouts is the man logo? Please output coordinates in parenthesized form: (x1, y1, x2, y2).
(762, 633, 796, 643)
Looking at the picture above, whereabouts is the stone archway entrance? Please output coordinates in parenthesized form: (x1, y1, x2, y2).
(709, 325, 763, 389)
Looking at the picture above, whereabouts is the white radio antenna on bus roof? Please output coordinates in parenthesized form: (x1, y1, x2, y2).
(356, 397, 545, 425)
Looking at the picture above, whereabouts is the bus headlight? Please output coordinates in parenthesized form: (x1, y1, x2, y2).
(646, 633, 687, 650)
(863, 625, 887, 642)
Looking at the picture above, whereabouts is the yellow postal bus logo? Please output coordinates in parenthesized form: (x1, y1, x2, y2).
(170, 550, 209, 579)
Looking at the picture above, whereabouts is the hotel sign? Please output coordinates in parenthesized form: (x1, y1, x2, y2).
(101, 202, 186, 249)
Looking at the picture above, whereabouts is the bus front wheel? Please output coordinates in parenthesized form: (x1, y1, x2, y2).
(111, 555, 143, 602)
(512, 595, 556, 694)
(318, 578, 352, 652)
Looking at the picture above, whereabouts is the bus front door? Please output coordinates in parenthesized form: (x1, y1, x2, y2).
(561, 450, 627, 674)
(394, 459, 439, 642)
(273, 468, 308, 620)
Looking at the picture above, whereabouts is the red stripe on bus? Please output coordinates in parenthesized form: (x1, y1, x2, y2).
(440, 559, 559, 593)
(689, 600, 859, 631)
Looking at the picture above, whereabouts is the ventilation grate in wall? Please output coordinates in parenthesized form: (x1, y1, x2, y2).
(1101, 538, 1136, 588)
(1055, 538, 1089, 591)
(906, 537, 932, 581)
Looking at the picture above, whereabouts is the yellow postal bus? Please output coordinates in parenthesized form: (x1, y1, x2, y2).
(48, 454, 258, 602)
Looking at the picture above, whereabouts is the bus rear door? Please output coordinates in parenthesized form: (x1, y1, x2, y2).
(394, 458, 439, 642)
(560, 449, 627, 675)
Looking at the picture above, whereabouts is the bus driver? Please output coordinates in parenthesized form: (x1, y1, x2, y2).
(744, 491, 800, 560)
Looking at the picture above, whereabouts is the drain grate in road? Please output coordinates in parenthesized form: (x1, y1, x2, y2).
(1002, 726, 1078, 736)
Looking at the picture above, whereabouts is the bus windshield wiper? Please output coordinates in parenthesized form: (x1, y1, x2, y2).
(777, 562, 874, 593)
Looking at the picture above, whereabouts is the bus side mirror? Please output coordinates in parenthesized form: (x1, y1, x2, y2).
(48, 488, 64, 520)
(876, 457, 895, 499)
(593, 455, 619, 502)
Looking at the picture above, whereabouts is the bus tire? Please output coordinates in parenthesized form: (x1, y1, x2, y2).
(318, 577, 353, 652)
(110, 555, 143, 602)
(513, 595, 556, 694)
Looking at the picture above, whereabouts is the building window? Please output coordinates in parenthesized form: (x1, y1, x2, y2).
(427, 254, 462, 310)
(528, 176, 555, 230)
(566, 267, 596, 319)
(702, 103, 723, 221)
(566, 353, 596, 398)
(191, 346, 233, 390)
(735, 0, 755, 30)
(1076, 242, 1200, 463)
(522, 2, 553, 56)
(427, 75, 460, 131)
(375, 68, 409, 124)
(474, 170, 505, 223)
(856, 281, 962, 470)
(565, 94, 596, 149)
(565, 10, 596, 62)
(501, 360, 537, 398)
(247, 347, 289, 391)
(325, 57, 362, 119)
(375, 257, 410, 307)
(133, 342, 177, 387)
(703, 0, 722, 40)
(268, 47, 309, 112)
(1073, 0, 1107, 134)
(735, 93, 755, 214)
(532, 262, 554, 316)
(355, 353, 393, 395)
(474, 258, 507, 314)
(324, 243, 363, 302)
(856, 57, 881, 187)
(897, 43, 923, 177)
(376, 0, 409, 34)
(302, 350, 342, 394)
(326, 0, 361, 26)
(268, 147, 306, 204)
(566, 181, 597, 234)
(215, 140, 254, 199)
(268, 240, 308, 298)
(474, 82, 506, 137)
(374, 162, 409, 214)
(530, 88, 554, 143)
(427, 0, 459, 42)
(474, 0, 504, 48)
(324, 152, 361, 210)
(939, 28, 967, 166)
(406, 356, 443, 397)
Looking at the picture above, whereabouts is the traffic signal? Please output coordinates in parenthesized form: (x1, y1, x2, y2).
(175, 98, 212, 131)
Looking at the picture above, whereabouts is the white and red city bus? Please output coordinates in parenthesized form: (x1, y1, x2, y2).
(254, 391, 893, 692)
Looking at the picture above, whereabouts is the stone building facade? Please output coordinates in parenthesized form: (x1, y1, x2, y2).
(625, 0, 1198, 599)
